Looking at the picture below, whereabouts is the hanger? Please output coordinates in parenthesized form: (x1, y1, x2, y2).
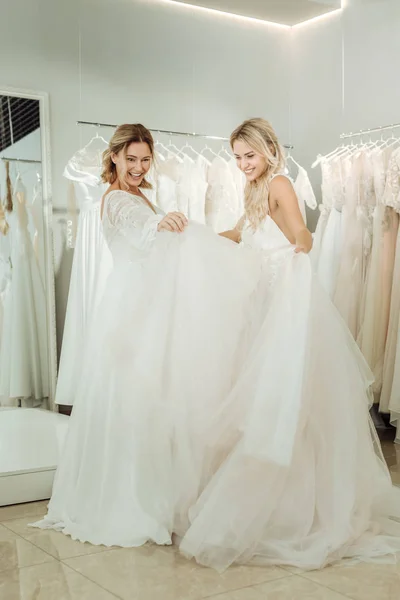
(380, 127, 400, 149)
(166, 138, 184, 159)
(177, 142, 200, 161)
(312, 143, 349, 168)
(154, 132, 170, 157)
(201, 144, 219, 159)
(286, 153, 302, 171)
(218, 145, 232, 161)
(83, 132, 109, 152)
(312, 142, 348, 168)
(94, 131, 108, 144)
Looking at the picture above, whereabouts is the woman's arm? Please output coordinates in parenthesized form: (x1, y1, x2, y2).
(219, 229, 241, 243)
(105, 191, 186, 252)
(219, 216, 244, 244)
(270, 176, 313, 254)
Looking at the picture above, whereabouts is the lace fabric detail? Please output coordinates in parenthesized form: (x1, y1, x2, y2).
(383, 148, 400, 212)
(295, 167, 317, 210)
(103, 190, 163, 257)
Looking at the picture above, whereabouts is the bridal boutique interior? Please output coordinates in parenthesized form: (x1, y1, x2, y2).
(1, 0, 400, 599)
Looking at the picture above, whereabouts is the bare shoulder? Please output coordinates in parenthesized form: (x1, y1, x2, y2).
(269, 175, 294, 196)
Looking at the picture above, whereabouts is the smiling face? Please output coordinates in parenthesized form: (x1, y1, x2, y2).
(233, 139, 268, 183)
(112, 142, 152, 189)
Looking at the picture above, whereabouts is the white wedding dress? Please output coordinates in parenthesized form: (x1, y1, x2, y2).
(32, 190, 258, 546)
(55, 138, 111, 406)
(180, 177, 400, 571)
(0, 184, 49, 406)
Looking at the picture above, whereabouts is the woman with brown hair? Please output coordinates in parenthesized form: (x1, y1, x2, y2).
(32, 123, 258, 547)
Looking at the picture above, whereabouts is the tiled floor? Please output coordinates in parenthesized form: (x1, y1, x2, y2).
(1, 441, 400, 600)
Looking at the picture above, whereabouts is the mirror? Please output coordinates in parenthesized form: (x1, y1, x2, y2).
(0, 88, 56, 410)
(0, 88, 63, 507)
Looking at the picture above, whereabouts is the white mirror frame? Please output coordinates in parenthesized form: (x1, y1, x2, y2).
(0, 85, 57, 410)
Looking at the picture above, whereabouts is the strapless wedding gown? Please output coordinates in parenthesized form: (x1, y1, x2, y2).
(180, 207, 400, 572)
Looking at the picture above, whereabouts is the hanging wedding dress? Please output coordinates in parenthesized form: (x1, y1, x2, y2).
(206, 156, 240, 232)
(55, 137, 111, 406)
(228, 158, 245, 218)
(358, 147, 398, 399)
(333, 153, 365, 337)
(180, 174, 400, 572)
(315, 155, 345, 297)
(150, 152, 178, 215)
(379, 147, 400, 430)
(28, 176, 45, 279)
(32, 190, 259, 546)
(288, 164, 317, 226)
(311, 157, 334, 274)
(0, 214, 11, 366)
(0, 180, 48, 406)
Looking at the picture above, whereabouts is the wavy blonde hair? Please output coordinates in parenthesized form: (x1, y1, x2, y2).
(230, 118, 285, 229)
(101, 123, 154, 190)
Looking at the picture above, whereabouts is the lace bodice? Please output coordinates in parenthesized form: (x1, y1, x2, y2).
(241, 215, 293, 288)
(383, 147, 400, 212)
(102, 190, 163, 263)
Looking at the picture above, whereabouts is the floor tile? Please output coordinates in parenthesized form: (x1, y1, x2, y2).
(3, 516, 110, 560)
(0, 561, 118, 600)
(0, 501, 48, 522)
(255, 575, 348, 599)
(303, 562, 400, 600)
(0, 524, 54, 573)
(205, 588, 264, 600)
(64, 545, 287, 600)
(390, 467, 400, 486)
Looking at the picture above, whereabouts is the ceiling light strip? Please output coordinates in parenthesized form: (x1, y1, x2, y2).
(155, 0, 291, 29)
(292, 8, 343, 28)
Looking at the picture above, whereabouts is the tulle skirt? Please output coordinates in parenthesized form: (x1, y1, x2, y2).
(31, 224, 260, 546)
(180, 248, 400, 571)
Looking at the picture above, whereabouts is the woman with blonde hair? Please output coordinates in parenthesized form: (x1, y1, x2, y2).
(32, 123, 258, 547)
(180, 118, 400, 571)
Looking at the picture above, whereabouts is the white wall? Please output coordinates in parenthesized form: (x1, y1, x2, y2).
(0, 0, 292, 354)
(291, 0, 400, 229)
(1, 0, 400, 350)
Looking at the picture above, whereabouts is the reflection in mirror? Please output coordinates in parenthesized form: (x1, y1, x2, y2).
(0, 95, 49, 408)
(0, 89, 64, 508)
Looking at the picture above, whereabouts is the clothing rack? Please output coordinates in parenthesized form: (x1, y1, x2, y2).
(340, 122, 400, 140)
(1, 157, 42, 164)
(76, 120, 294, 150)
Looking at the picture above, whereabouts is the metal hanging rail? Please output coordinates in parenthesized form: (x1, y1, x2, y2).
(1, 157, 41, 164)
(77, 120, 294, 149)
(340, 122, 400, 140)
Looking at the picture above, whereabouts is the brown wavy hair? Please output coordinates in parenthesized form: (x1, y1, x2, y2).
(230, 118, 285, 229)
(5, 161, 13, 212)
(101, 123, 154, 190)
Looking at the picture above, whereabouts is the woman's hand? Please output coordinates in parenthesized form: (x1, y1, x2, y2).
(294, 229, 313, 254)
(158, 212, 188, 233)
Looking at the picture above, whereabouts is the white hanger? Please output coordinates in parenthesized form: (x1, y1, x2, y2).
(166, 138, 184, 157)
(380, 127, 400, 149)
(94, 131, 108, 144)
(179, 142, 200, 159)
(201, 144, 219, 159)
(218, 144, 232, 160)
(286, 153, 302, 172)
(155, 135, 170, 157)
(312, 144, 349, 168)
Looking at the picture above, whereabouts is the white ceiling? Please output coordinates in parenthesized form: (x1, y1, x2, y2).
(171, 0, 342, 26)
